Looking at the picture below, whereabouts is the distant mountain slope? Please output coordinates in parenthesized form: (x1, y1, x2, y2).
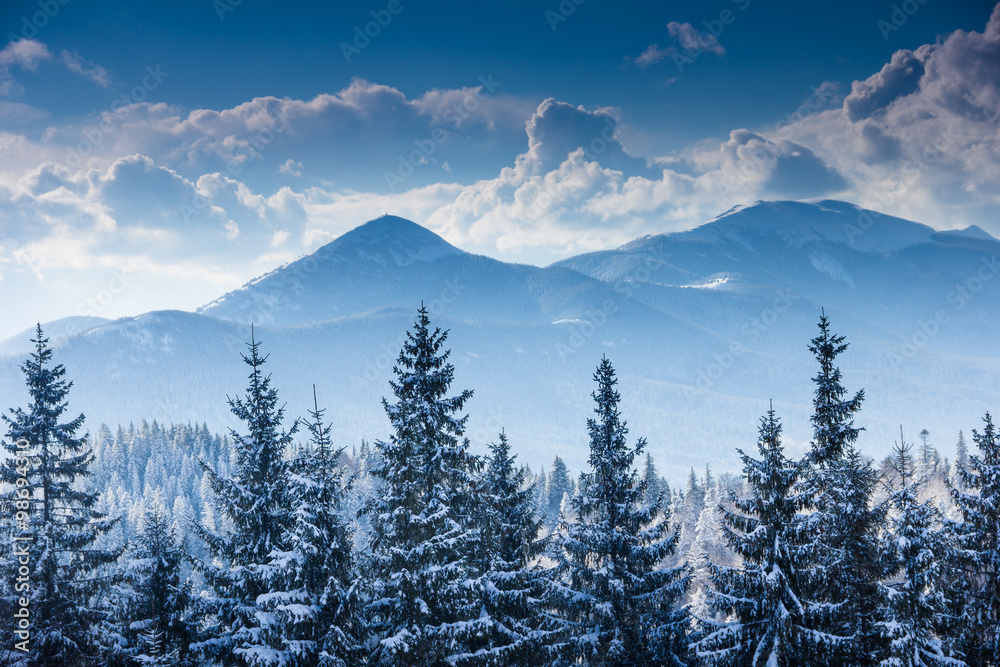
(1, 202, 996, 481)
(0, 316, 110, 357)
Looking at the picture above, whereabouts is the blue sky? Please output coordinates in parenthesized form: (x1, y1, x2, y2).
(1, 0, 999, 338)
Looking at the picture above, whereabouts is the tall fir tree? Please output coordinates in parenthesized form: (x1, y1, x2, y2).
(691, 407, 822, 667)
(878, 433, 964, 667)
(547, 457, 573, 528)
(799, 311, 887, 665)
(547, 356, 689, 667)
(948, 413, 1000, 666)
(953, 431, 968, 486)
(641, 453, 668, 515)
(0, 324, 119, 667)
(190, 328, 299, 666)
(363, 305, 484, 666)
(466, 431, 549, 665)
(254, 386, 364, 667)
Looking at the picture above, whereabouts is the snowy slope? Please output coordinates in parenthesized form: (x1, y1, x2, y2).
(1, 202, 997, 481)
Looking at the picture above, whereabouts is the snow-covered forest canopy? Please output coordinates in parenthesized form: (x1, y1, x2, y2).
(0, 307, 997, 667)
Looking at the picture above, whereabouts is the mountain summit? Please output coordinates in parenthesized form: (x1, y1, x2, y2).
(314, 214, 464, 264)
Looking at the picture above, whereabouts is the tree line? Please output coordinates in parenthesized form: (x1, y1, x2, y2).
(0, 306, 997, 666)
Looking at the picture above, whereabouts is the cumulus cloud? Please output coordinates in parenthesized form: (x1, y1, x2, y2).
(843, 50, 924, 122)
(2, 7, 1000, 317)
(777, 3, 1000, 227)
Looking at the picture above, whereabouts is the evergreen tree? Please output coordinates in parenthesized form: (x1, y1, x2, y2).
(954, 432, 968, 484)
(255, 386, 364, 667)
(466, 431, 548, 665)
(547, 356, 689, 666)
(547, 457, 573, 527)
(641, 453, 667, 515)
(691, 406, 821, 667)
(362, 305, 484, 666)
(0, 324, 119, 667)
(799, 311, 887, 665)
(190, 328, 299, 666)
(879, 433, 964, 667)
(97, 498, 196, 666)
(918, 429, 940, 478)
(948, 413, 1000, 666)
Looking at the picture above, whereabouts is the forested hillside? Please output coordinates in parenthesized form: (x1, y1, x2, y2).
(0, 307, 996, 666)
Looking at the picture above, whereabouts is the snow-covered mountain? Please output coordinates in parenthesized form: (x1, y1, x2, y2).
(1, 202, 997, 480)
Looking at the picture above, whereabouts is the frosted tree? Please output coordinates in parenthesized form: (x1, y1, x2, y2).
(96, 498, 196, 666)
(254, 386, 364, 667)
(547, 456, 573, 527)
(641, 453, 669, 516)
(953, 432, 968, 488)
(689, 479, 727, 622)
(0, 324, 119, 667)
(948, 413, 1000, 666)
(547, 356, 689, 667)
(190, 328, 299, 666)
(799, 311, 887, 664)
(878, 434, 964, 667)
(362, 305, 484, 666)
(464, 431, 548, 665)
(691, 406, 820, 667)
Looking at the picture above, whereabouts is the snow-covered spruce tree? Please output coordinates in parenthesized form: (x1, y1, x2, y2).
(190, 328, 299, 666)
(463, 431, 548, 665)
(878, 434, 964, 667)
(547, 356, 689, 667)
(691, 407, 820, 667)
(948, 413, 1000, 666)
(96, 498, 196, 666)
(547, 456, 573, 528)
(255, 386, 364, 667)
(0, 324, 119, 667)
(799, 311, 888, 665)
(362, 305, 484, 667)
(641, 453, 669, 516)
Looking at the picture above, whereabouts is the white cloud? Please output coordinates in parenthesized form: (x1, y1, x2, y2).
(278, 158, 302, 176)
(59, 50, 110, 88)
(0, 39, 113, 94)
(0, 39, 50, 94)
(634, 21, 726, 68)
(2, 7, 1000, 327)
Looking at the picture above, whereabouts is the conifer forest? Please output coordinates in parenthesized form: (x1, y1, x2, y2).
(0, 306, 997, 667)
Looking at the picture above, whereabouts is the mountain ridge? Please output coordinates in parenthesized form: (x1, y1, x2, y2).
(1, 199, 997, 480)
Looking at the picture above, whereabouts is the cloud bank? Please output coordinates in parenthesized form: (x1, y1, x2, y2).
(1, 6, 999, 334)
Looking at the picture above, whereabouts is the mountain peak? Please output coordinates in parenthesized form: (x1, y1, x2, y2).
(319, 214, 463, 263)
(685, 199, 938, 253)
(942, 224, 997, 242)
